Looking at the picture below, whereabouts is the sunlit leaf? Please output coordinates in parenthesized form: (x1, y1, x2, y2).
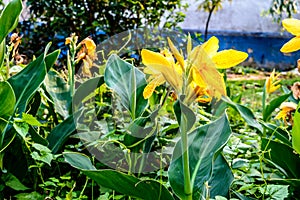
(292, 104, 300, 154)
(0, 0, 22, 43)
(168, 113, 232, 199)
(104, 54, 148, 119)
(63, 152, 174, 200)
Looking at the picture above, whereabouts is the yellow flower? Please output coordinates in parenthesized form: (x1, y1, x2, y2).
(202, 36, 249, 69)
(65, 33, 78, 45)
(76, 37, 97, 76)
(141, 35, 248, 104)
(280, 18, 300, 53)
(265, 69, 281, 94)
(275, 102, 297, 124)
(141, 48, 183, 99)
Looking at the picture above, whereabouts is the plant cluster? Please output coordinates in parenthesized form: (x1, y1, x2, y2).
(1, 0, 300, 199)
(17, 0, 187, 58)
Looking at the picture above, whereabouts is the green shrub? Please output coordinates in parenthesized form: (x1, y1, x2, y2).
(18, 0, 187, 58)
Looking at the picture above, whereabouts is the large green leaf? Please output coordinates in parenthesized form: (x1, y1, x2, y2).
(0, 40, 5, 68)
(222, 96, 263, 133)
(0, 81, 15, 118)
(292, 104, 300, 154)
(104, 54, 148, 119)
(63, 152, 174, 200)
(173, 99, 196, 131)
(168, 113, 232, 199)
(208, 154, 234, 198)
(0, 0, 22, 43)
(7, 47, 60, 114)
(44, 70, 71, 118)
(262, 138, 300, 178)
(263, 93, 291, 121)
(47, 113, 77, 153)
(1, 173, 30, 191)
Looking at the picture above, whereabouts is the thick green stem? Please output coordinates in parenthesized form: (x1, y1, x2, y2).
(180, 116, 193, 200)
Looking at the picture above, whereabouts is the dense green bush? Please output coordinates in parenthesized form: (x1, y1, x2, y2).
(18, 0, 187, 58)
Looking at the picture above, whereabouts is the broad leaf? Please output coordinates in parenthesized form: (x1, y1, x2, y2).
(47, 113, 77, 153)
(31, 143, 54, 166)
(44, 70, 71, 118)
(14, 192, 44, 200)
(0, 81, 15, 118)
(63, 152, 174, 200)
(208, 154, 234, 198)
(0, 0, 22, 43)
(168, 113, 232, 199)
(222, 96, 263, 133)
(263, 93, 290, 121)
(7, 47, 60, 114)
(173, 99, 196, 131)
(104, 54, 148, 119)
(262, 138, 300, 178)
(292, 104, 300, 154)
(63, 152, 96, 170)
(1, 173, 29, 191)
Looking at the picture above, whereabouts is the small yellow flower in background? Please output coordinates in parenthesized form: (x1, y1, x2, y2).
(65, 34, 97, 77)
(141, 35, 248, 104)
(275, 102, 298, 124)
(265, 69, 281, 94)
(65, 33, 78, 45)
(280, 18, 300, 53)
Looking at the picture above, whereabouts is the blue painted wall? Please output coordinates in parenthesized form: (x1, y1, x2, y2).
(187, 30, 300, 71)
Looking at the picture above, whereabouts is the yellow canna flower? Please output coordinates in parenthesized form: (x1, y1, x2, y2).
(141, 35, 248, 104)
(280, 18, 300, 53)
(141, 48, 183, 99)
(265, 69, 281, 94)
(202, 36, 248, 69)
(275, 102, 297, 124)
(65, 33, 78, 45)
(75, 37, 97, 76)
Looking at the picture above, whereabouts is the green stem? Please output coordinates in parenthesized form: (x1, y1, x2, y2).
(180, 116, 192, 200)
(262, 82, 267, 135)
(67, 50, 75, 96)
(79, 176, 89, 198)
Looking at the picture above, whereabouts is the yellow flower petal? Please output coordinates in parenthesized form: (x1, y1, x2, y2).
(190, 46, 226, 99)
(65, 37, 72, 45)
(202, 36, 219, 57)
(141, 49, 172, 72)
(141, 49, 183, 93)
(280, 36, 300, 53)
(265, 70, 281, 94)
(282, 18, 300, 36)
(275, 102, 297, 120)
(167, 38, 185, 69)
(81, 37, 96, 55)
(143, 75, 165, 99)
(212, 49, 248, 69)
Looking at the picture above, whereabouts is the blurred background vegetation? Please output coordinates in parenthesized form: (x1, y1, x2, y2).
(0, 0, 299, 64)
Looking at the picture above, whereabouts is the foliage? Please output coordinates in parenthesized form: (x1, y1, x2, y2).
(267, 0, 298, 23)
(17, 0, 187, 58)
(1, 0, 300, 199)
